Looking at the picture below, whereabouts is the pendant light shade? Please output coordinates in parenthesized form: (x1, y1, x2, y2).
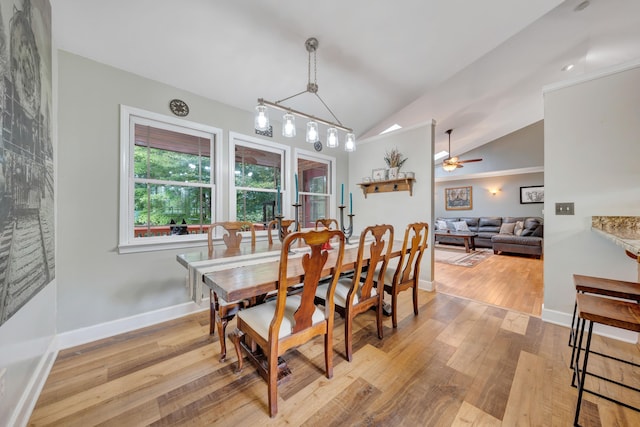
(306, 121, 319, 143)
(326, 128, 339, 148)
(344, 133, 356, 152)
(255, 104, 269, 131)
(282, 113, 296, 137)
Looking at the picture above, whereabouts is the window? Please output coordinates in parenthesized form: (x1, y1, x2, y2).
(230, 133, 288, 228)
(296, 150, 336, 228)
(119, 105, 222, 252)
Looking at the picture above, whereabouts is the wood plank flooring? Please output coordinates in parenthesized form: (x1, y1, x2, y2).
(29, 279, 640, 426)
(435, 248, 544, 316)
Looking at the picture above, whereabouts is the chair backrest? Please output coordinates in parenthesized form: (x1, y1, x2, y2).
(393, 222, 429, 287)
(351, 224, 394, 304)
(315, 218, 339, 230)
(270, 229, 345, 338)
(208, 221, 256, 253)
(267, 218, 297, 245)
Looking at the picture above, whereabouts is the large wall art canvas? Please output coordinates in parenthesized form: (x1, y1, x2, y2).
(0, 0, 53, 326)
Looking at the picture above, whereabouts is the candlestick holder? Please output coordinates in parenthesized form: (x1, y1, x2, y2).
(292, 203, 301, 232)
(338, 205, 354, 244)
(276, 214, 297, 253)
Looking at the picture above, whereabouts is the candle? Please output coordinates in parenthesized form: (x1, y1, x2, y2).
(295, 173, 299, 203)
(341, 183, 344, 205)
(350, 192, 353, 214)
(276, 185, 280, 214)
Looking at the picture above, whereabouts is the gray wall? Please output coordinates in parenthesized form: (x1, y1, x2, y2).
(543, 61, 640, 327)
(435, 172, 544, 219)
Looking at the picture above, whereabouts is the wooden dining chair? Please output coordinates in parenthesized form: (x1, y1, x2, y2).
(207, 221, 256, 362)
(315, 218, 339, 230)
(267, 218, 296, 245)
(382, 222, 429, 328)
(230, 228, 345, 417)
(315, 224, 393, 361)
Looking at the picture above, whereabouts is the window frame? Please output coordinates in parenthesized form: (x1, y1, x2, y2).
(294, 148, 337, 226)
(119, 105, 223, 253)
(229, 132, 290, 229)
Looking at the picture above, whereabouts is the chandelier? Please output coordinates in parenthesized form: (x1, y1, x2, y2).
(254, 37, 356, 152)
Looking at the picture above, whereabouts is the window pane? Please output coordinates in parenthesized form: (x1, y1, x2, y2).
(299, 158, 328, 194)
(235, 145, 280, 189)
(299, 194, 330, 228)
(134, 183, 211, 237)
(236, 189, 277, 225)
(135, 124, 210, 183)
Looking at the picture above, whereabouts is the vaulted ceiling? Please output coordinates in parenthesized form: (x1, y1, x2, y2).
(52, 0, 640, 159)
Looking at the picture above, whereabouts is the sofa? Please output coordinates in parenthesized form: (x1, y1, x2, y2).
(434, 216, 543, 258)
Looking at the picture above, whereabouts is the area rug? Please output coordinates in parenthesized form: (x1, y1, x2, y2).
(434, 245, 493, 267)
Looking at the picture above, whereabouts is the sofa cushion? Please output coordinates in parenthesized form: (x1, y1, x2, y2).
(514, 221, 524, 236)
(499, 222, 516, 234)
(453, 221, 470, 232)
(491, 234, 543, 246)
(521, 217, 543, 237)
(531, 224, 543, 237)
(436, 220, 448, 231)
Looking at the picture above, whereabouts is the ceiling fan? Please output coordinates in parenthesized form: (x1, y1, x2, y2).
(442, 129, 482, 171)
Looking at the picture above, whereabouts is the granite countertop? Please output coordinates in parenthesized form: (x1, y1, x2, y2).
(592, 216, 640, 257)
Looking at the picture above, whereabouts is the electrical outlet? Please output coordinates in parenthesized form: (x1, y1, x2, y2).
(555, 202, 575, 215)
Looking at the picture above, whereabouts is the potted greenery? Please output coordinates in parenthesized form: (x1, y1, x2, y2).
(384, 147, 406, 179)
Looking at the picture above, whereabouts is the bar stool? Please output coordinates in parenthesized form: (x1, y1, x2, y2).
(569, 274, 640, 353)
(572, 293, 640, 426)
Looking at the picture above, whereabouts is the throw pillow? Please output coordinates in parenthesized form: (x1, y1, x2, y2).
(514, 221, 524, 236)
(531, 224, 543, 237)
(436, 220, 448, 231)
(453, 220, 469, 232)
(499, 222, 516, 235)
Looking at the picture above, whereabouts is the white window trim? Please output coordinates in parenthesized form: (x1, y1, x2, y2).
(118, 105, 223, 253)
(229, 132, 291, 224)
(294, 148, 337, 219)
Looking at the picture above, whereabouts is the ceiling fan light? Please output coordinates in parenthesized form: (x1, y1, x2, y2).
(442, 161, 457, 172)
(326, 128, 339, 148)
(306, 121, 319, 143)
(344, 133, 356, 152)
(282, 113, 296, 137)
(255, 104, 270, 131)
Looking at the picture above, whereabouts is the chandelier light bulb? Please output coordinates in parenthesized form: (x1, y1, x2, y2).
(254, 105, 269, 131)
(282, 113, 296, 137)
(344, 133, 356, 152)
(326, 128, 339, 148)
(306, 121, 319, 143)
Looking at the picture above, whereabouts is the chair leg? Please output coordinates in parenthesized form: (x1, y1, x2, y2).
(229, 328, 244, 373)
(391, 291, 399, 328)
(268, 350, 278, 417)
(325, 328, 334, 379)
(344, 314, 353, 362)
(376, 302, 384, 340)
(412, 284, 419, 316)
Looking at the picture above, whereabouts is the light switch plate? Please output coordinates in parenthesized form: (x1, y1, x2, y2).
(555, 202, 575, 215)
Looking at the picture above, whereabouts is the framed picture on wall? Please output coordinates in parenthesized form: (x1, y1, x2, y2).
(445, 186, 472, 210)
(520, 185, 544, 204)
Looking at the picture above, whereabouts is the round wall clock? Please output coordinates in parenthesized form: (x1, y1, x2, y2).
(314, 141, 323, 152)
(169, 99, 189, 117)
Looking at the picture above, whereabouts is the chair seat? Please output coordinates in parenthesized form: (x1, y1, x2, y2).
(238, 295, 326, 340)
(317, 278, 378, 308)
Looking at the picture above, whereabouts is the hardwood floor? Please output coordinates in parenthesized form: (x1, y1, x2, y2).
(29, 285, 640, 426)
(435, 248, 544, 316)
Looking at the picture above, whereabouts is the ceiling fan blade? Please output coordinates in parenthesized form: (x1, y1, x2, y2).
(457, 158, 483, 164)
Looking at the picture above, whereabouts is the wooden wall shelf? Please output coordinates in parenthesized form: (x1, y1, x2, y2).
(357, 178, 415, 198)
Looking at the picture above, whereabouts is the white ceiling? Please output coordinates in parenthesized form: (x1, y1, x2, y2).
(52, 0, 640, 158)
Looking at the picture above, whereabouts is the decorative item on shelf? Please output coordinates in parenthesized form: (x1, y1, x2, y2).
(372, 168, 386, 181)
(384, 147, 407, 175)
(254, 37, 355, 151)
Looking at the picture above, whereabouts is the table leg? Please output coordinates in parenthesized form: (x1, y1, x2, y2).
(464, 238, 471, 253)
(470, 237, 476, 251)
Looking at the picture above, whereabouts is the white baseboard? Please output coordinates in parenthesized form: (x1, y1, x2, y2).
(419, 279, 435, 292)
(542, 306, 639, 344)
(12, 337, 58, 427)
(58, 299, 209, 350)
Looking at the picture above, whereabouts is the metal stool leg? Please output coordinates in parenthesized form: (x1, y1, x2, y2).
(573, 319, 593, 426)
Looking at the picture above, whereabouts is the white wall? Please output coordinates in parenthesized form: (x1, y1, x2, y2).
(56, 50, 350, 336)
(348, 122, 435, 288)
(542, 60, 640, 329)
